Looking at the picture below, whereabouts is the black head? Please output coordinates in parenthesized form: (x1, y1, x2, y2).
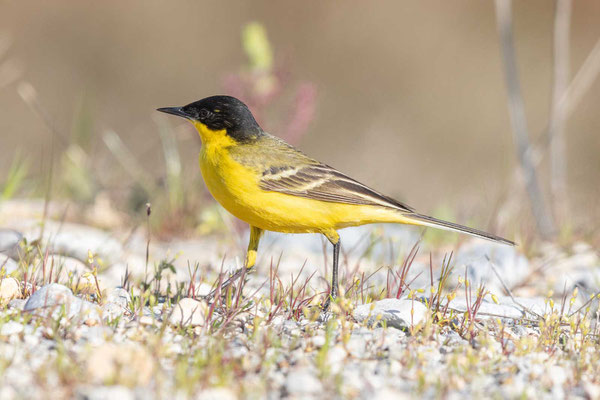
(157, 95, 263, 142)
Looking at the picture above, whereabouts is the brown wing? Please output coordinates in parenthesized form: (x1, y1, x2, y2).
(260, 163, 414, 212)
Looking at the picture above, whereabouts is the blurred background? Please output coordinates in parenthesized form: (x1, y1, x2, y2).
(1, 1, 599, 239)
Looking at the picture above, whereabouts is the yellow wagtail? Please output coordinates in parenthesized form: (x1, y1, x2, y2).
(158, 95, 513, 305)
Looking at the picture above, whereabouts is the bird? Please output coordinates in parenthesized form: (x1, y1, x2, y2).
(157, 95, 513, 307)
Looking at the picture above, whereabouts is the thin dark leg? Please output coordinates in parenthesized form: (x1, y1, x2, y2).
(330, 241, 340, 299)
(323, 235, 341, 311)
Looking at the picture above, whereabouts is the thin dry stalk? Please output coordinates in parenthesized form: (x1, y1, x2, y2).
(144, 203, 151, 288)
(494, 0, 556, 239)
(431, 252, 455, 315)
(385, 240, 420, 299)
(548, 0, 572, 220)
(289, 270, 318, 320)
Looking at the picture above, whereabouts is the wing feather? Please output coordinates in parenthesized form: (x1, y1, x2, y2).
(260, 164, 414, 212)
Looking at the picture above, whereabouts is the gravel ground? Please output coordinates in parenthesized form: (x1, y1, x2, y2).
(0, 201, 599, 399)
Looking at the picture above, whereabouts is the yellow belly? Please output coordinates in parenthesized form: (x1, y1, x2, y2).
(199, 147, 402, 234)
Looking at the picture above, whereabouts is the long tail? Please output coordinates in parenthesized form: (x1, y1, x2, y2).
(401, 213, 515, 246)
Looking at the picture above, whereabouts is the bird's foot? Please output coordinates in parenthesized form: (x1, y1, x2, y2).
(318, 292, 338, 322)
(322, 297, 331, 312)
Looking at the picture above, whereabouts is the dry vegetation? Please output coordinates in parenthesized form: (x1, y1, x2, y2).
(0, 210, 599, 398)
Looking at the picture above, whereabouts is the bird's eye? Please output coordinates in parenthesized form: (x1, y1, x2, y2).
(199, 109, 211, 119)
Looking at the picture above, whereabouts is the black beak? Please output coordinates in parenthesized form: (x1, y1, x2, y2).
(156, 106, 189, 119)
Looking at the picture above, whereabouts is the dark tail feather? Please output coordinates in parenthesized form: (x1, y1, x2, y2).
(404, 213, 515, 246)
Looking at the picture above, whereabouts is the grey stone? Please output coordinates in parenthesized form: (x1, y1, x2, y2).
(194, 282, 213, 297)
(372, 388, 411, 400)
(346, 334, 367, 358)
(443, 330, 468, 346)
(0, 229, 22, 259)
(354, 298, 428, 330)
(454, 241, 530, 292)
(45, 255, 90, 282)
(22, 221, 123, 265)
(553, 250, 599, 271)
(0, 277, 20, 302)
(327, 345, 348, 374)
(24, 283, 101, 323)
(446, 296, 552, 319)
(196, 388, 237, 400)
(101, 287, 131, 320)
(282, 319, 301, 336)
(270, 315, 284, 326)
(552, 267, 600, 294)
(8, 298, 26, 310)
(312, 334, 326, 348)
(24, 283, 72, 309)
(0, 386, 17, 400)
(285, 368, 323, 395)
(102, 302, 126, 321)
(152, 304, 165, 318)
(0, 255, 18, 274)
(80, 326, 111, 345)
(228, 343, 248, 359)
(497, 296, 553, 315)
(168, 298, 208, 326)
(340, 364, 365, 395)
(0, 321, 24, 336)
(75, 385, 135, 400)
(140, 306, 154, 317)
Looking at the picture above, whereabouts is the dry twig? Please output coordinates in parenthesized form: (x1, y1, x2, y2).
(494, 0, 557, 239)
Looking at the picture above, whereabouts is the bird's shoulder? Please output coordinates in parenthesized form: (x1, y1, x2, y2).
(228, 132, 319, 169)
